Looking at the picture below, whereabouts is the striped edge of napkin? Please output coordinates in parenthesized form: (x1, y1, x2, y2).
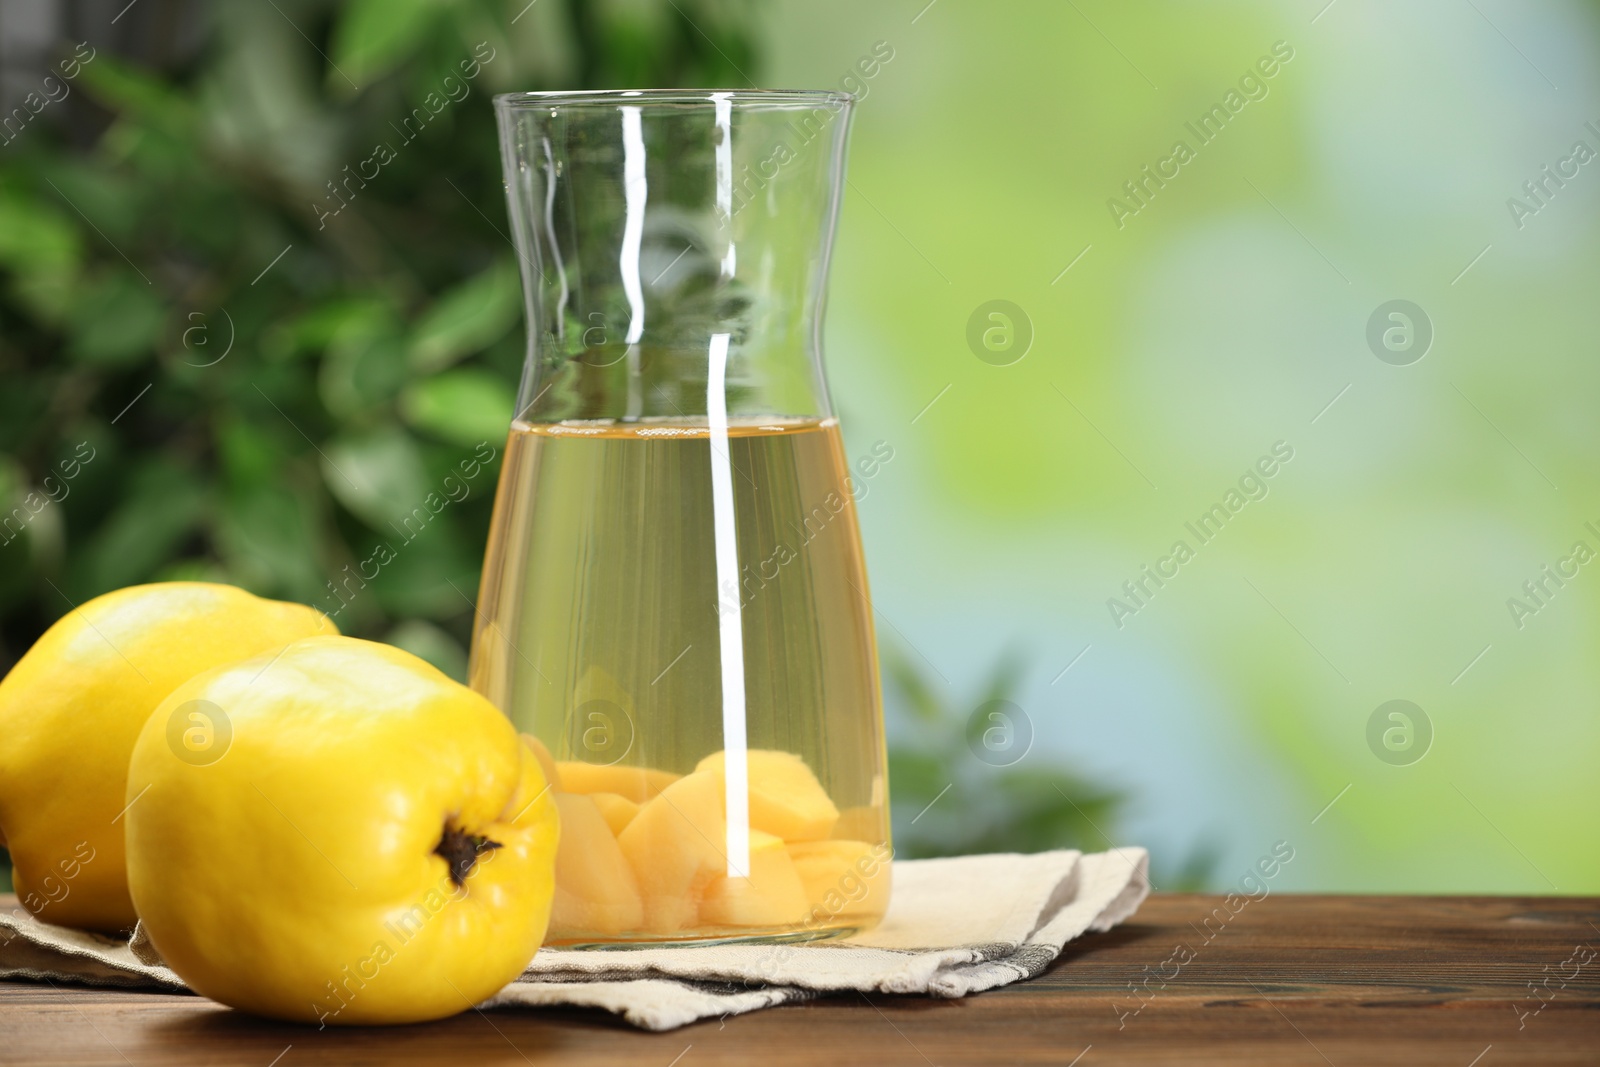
(491, 847, 1149, 1029)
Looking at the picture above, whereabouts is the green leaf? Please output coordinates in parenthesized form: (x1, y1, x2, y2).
(68, 272, 165, 367)
(320, 330, 409, 421)
(401, 368, 515, 447)
(367, 532, 478, 619)
(0, 453, 64, 573)
(407, 259, 521, 375)
(0, 193, 81, 321)
(988, 768, 1121, 853)
(263, 298, 389, 364)
(322, 426, 432, 532)
(881, 641, 947, 724)
(978, 645, 1029, 703)
(886, 750, 949, 805)
(216, 418, 281, 487)
(330, 0, 447, 91)
(311, 301, 408, 419)
(295, 299, 393, 350)
(0, 194, 80, 274)
(150, 558, 234, 584)
(215, 482, 327, 604)
(77, 54, 197, 134)
(41, 164, 140, 238)
(0, 456, 26, 513)
(77, 462, 208, 595)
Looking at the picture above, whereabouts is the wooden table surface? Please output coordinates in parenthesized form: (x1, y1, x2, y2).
(2, 893, 1596, 1065)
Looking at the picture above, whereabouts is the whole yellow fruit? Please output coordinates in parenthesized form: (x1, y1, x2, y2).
(0, 582, 333, 932)
(124, 636, 560, 1026)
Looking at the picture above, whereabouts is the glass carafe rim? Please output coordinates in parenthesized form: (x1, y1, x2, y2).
(493, 88, 853, 110)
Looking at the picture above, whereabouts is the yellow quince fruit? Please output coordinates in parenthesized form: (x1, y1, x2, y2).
(0, 582, 332, 932)
(124, 636, 560, 1026)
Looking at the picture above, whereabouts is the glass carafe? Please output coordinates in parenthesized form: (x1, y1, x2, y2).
(471, 90, 890, 946)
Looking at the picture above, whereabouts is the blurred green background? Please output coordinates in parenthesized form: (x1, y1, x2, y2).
(1, 0, 1595, 896)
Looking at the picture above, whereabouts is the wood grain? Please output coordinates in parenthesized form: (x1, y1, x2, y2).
(2, 893, 1597, 1065)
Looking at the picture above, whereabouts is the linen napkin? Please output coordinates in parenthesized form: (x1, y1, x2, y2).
(0, 847, 1149, 1031)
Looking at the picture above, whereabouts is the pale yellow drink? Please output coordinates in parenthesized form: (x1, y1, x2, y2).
(470, 417, 890, 945)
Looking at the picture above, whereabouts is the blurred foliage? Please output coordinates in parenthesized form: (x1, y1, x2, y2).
(783, 0, 1600, 893)
(0, 0, 759, 677)
(885, 644, 1125, 856)
(0, 0, 759, 896)
(885, 643, 1213, 889)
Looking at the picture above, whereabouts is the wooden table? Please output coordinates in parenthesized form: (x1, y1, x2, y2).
(2, 893, 1596, 1065)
